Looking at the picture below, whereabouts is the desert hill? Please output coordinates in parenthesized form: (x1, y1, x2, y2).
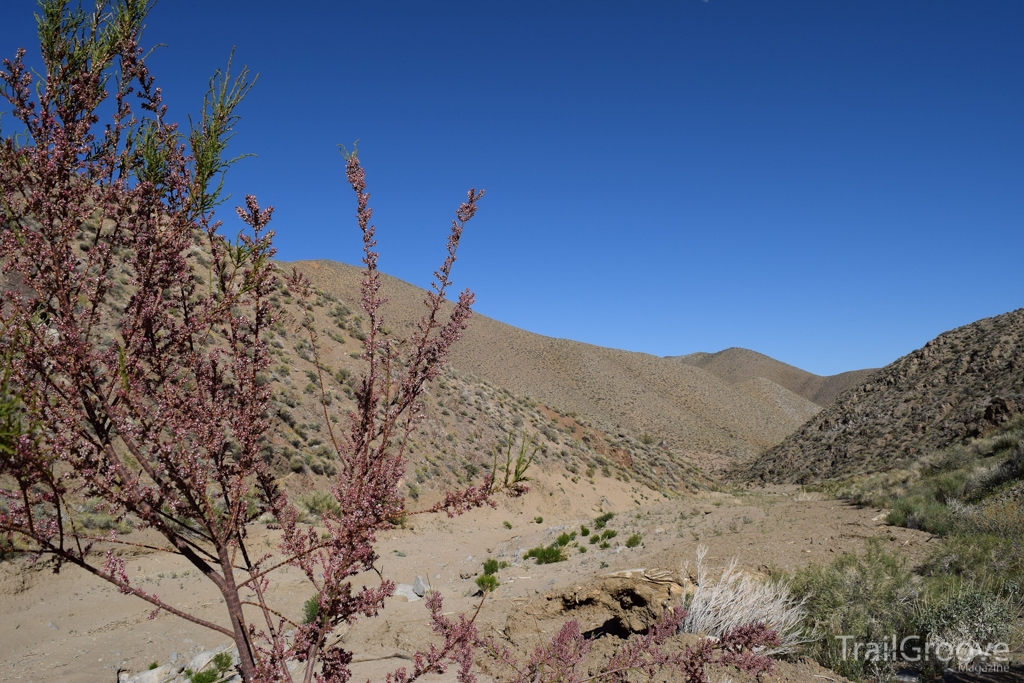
(747, 307, 1024, 483)
(670, 347, 876, 407)
(287, 260, 838, 473)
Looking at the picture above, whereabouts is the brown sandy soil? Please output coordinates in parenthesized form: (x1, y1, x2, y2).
(0, 473, 938, 683)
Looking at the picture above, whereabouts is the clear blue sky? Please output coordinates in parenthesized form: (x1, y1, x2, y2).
(3, 1, 1022, 375)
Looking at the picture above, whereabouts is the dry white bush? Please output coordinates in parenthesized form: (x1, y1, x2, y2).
(680, 545, 811, 656)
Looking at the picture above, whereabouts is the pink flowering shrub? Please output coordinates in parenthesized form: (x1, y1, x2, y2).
(0, 3, 779, 682)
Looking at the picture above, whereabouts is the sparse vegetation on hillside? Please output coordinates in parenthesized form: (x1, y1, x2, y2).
(672, 347, 876, 407)
(834, 416, 1024, 600)
(784, 420, 1024, 680)
(751, 308, 1024, 483)
(292, 259, 837, 488)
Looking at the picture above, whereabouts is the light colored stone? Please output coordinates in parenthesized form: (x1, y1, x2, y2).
(394, 584, 421, 601)
(187, 650, 218, 674)
(412, 575, 428, 597)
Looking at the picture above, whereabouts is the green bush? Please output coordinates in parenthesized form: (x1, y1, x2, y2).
(302, 595, 320, 625)
(601, 529, 617, 540)
(502, 520, 512, 529)
(79, 498, 134, 534)
(886, 497, 953, 535)
(625, 533, 642, 548)
(186, 652, 233, 683)
(789, 540, 919, 681)
(524, 545, 565, 564)
(589, 534, 600, 544)
(476, 573, 499, 593)
(580, 525, 590, 536)
(921, 531, 1024, 598)
(482, 558, 500, 575)
(593, 512, 614, 529)
(534, 516, 543, 524)
(915, 583, 1020, 675)
(301, 491, 340, 518)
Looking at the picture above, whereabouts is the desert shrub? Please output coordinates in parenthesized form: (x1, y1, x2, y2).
(921, 531, 1024, 600)
(580, 525, 590, 536)
(524, 545, 566, 564)
(625, 533, 642, 548)
(302, 492, 341, 518)
(475, 573, 499, 593)
(589, 534, 600, 544)
(78, 498, 134, 534)
(681, 546, 808, 657)
(949, 497, 1024, 538)
(886, 497, 953, 535)
(601, 529, 617, 540)
(915, 583, 1021, 675)
(502, 520, 512, 529)
(534, 516, 543, 524)
(186, 651, 234, 683)
(789, 540, 919, 680)
(300, 594, 321, 626)
(967, 445, 1024, 498)
(482, 558, 500, 575)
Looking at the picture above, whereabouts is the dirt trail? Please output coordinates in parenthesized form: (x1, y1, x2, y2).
(0, 478, 934, 683)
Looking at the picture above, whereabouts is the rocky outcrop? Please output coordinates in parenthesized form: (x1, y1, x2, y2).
(748, 308, 1024, 483)
(523, 568, 689, 638)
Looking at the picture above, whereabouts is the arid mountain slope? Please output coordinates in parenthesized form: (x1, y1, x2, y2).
(289, 260, 823, 468)
(670, 347, 876, 407)
(747, 308, 1024, 483)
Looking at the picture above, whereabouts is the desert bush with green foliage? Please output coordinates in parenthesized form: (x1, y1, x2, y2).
(185, 652, 234, 683)
(524, 544, 566, 564)
(301, 491, 341, 518)
(475, 573, 499, 593)
(789, 536, 1022, 680)
(788, 540, 919, 680)
(830, 417, 1024, 610)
